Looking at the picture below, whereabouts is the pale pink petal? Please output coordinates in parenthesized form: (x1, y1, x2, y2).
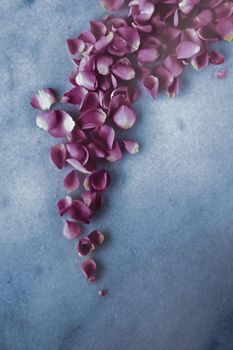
(96, 55, 113, 75)
(63, 170, 80, 192)
(176, 41, 201, 59)
(57, 196, 72, 216)
(113, 105, 136, 129)
(63, 220, 81, 240)
(81, 259, 96, 280)
(75, 72, 98, 91)
(31, 88, 57, 111)
(123, 140, 139, 154)
(138, 47, 159, 63)
(50, 143, 67, 169)
(143, 75, 159, 100)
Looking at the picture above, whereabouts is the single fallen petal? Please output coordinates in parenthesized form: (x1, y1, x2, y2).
(209, 51, 225, 65)
(100, 0, 125, 11)
(57, 196, 72, 216)
(113, 105, 136, 129)
(84, 169, 110, 192)
(63, 170, 80, 192)
(143, 75, 159, 100)
(123, 140, 139, 154)
(96, 54, 113, 76)
(215, 70, 227, 79)
(81, 259, 96, 280)
(88, 230, 104, 247)
(191, 51, 209, 70)
(31, 88, 57, 111)
(90, 21, 107, 39)
(66, 38, 85, 55)
(50, 143, 67, 169)
(77, 238, 95, 256)
(37, 111, 75, 138)
(63, 220, 81, 239)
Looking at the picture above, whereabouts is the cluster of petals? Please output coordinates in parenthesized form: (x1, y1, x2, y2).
(31, 0, 232, 282)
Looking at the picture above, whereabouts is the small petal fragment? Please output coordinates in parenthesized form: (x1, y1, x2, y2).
(123, 140, 139, 154)
(81, 259, 96, 280)
(37, 111, 75, 138)
(98, 289, 108, 297)
(63, 220, 81, 240)
(50, 143, 67, 169)
(63, 170, 80, 192)
(215, 70, 227, 79)
(209, 51, 225, 65)
(31, 88, 57, 111)
(113, 105, 136, 129)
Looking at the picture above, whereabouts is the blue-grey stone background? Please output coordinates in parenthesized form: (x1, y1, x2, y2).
(0, 1, 233, 349)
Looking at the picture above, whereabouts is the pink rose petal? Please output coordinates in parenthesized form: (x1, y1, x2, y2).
(215, 70, 227, 79)
(63, 220, 81, 240)
(31, 88, 57, 111)
(111, 58, 135, 80)
(84, 169, 110, 192)
(143, 75, 159, 100)
(176, 41, 201, 59)
(123, 140, 139, 154)
(57, 196, 72, 216)
(50, 143, 67, 169)
(88, 230, 104, 247)
(63, 170, 80, 192)
(81, 259, 96, 280)
(113, 105, 136, 129)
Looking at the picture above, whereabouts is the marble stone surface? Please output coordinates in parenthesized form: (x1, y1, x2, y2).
(1, 1, 233, 349)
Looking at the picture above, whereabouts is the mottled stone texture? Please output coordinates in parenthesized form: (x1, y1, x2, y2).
(0, 1, 233, 350)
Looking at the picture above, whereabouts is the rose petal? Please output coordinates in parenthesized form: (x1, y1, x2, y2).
(68, 199, 93, 224)
(123, 140, 139, 154)
(143, 75, 159, 100)
(50, 143, 67, 169)
(113, 105, 136, 129)
(31, 88, 57, 111)
(75, 72, 98, 91)
(81, 259, 96, 280)
(138, 47, 159, 63)
(111, 58, 135, 80)
(106, 141, 122, 162)
(167, 78, 179, 98)
(63, 170, 80, 192)
(57, 196, 72, 216)
(96, 54, 113, 76)
(36, 111, 75, 138)
(209, 51, 225, 65)
(101, 0, 125, 11)
(87, 230, 104, 247)
(77, 238, 95, 256)
(84, 170, 110, 192)
(79, 109, 107, 129)
(62, 87, 87, 105)
(176, 41, 201, 59)
(80, 92, 100, 113)
(66, 38, 85, 55)
(191, 51, 209, 70)
(63, 220, 81, 239)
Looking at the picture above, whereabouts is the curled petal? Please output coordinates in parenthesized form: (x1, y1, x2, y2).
(209, 51, 225, 65)
(50, 143, 67, 169)
(63, 220, 81, 240)
(79, 109, 107, 129)
(215, 70, 227, 79)
(84, 170, 110, 192)
(176, 41, 201, 59)
(57, 196, 72, 216)
(77, 238, 95, 256)
(106, 141, 122, 162)
(88, 230, 104, 247)
(66, 158, 95, 174)
(63, 170, 80, 192)
(98, 289, 108, 297)
(75, 72, 98, 91)
(81, 259, 96, 280)
(123, 140, 139, 154)
(143, 75, 159, 100)
(113, 105, 136, 129)
(66, 143, 89, 164)
(90, 21, 107, 39)
(111, 58, 135, 80)
(101, 0, 125, 11)
(68, 199, 93, 224)
(36, 111, 75, 138)
(81, 191, 104, 211)
(31, 88, 57, 111)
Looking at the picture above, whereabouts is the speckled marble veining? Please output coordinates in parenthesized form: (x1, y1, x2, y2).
(0, 1, 233, 350)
